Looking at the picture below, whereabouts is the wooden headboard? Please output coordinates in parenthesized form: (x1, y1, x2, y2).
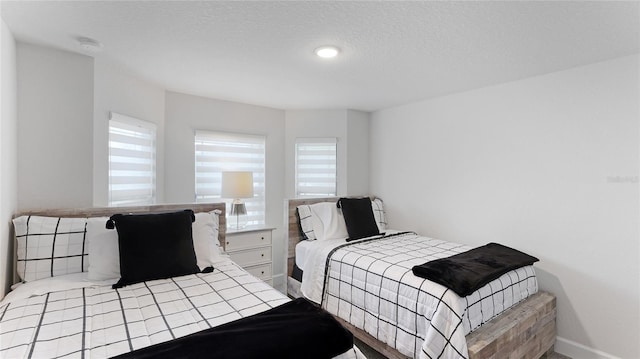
(13, 203, 227, 284)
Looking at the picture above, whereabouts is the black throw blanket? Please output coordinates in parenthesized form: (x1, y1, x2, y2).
(412, 242, 539, 297)
(112, 298, 353, 359)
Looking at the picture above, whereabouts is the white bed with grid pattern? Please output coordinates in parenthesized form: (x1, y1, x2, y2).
(1, 259, 289, 358)
(285, 197, 556, 359)
(300, 232, 537, 359)
(1, 204, 365, 359)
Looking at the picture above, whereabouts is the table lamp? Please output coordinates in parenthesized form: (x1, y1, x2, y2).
(221, 171, 254, 230)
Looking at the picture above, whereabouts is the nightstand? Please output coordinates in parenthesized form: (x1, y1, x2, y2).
(225, 227, 274, 286)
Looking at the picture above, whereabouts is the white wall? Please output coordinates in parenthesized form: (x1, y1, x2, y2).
(370, 55, 639, 359)
(164, 91, 287, 289)
(284, 109, 370, 199)
(17, 44, 94, 211)
(346, 110, 370, 196)
(0, 19, 18, 298)
(93, 58, 166, 206)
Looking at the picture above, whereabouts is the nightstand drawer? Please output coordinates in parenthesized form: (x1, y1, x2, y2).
(225, 230, 272, 251)
(228, 246, 272, 266)
(245, 263, 272, 280)
(225, 227, 275, 284)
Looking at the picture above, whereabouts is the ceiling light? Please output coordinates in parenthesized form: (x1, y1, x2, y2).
(315, 46, 340, 59)
(76, 36, 103, 53)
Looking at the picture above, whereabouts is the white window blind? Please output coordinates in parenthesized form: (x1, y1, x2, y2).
(108, 112, 156, 206)
(295, 138, 337, 197)
(195, 131, 266, 226)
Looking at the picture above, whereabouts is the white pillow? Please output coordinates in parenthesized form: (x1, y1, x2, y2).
(309, 202, 348, 240)
(297, 205, 319, 240)
(86, 217, 120, 281)
(13, 215, 90, 282)
(192, 209, 222, 268)
(371, 198, 386, 232)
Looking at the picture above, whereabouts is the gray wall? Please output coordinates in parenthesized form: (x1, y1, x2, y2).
(17, 43, 94, 210)
(370, 55, 639, 359)
(346, 110, 370, 196)
(0, 19, 18, 298)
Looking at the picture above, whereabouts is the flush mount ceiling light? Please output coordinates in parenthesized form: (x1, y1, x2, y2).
(76, 36, 103, 53)
(315, 45, 340, 59)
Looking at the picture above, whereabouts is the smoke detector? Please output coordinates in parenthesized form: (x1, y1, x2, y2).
(76, 36, 103, 53)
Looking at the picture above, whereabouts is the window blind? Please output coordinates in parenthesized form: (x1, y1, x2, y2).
(295, 138, 337, 197)
(195, 131, 266, 226)
(108, 112, 156, 206)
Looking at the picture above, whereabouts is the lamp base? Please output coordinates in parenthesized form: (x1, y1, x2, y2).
(229, 201, 248, 230)
(230, 213, 248, 230)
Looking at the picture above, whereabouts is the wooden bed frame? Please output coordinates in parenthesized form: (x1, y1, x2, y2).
(285, 197, 557, 359)
(12, 203, 226, 285)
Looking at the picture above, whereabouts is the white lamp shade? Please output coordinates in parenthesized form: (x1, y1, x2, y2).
(221, 171, 254, 199)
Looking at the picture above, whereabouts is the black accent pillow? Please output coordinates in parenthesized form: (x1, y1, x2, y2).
(337, 198, 380, 241)
(107, 210, 200, 289)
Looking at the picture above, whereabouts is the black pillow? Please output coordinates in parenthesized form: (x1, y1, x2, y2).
(107, 210, 200, 289)
(337, 198, 380, 241)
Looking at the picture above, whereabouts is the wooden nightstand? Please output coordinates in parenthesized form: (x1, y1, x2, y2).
(225, 227, 274, 286)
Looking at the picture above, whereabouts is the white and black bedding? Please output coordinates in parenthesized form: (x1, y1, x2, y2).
(1, 259, 363, 358)
(298, 232, 537, 359)
(411, 242, 539, 297)
(1, 259, 286, 358)
(1, 204, 366, 359)
(113, 297, 353, 359)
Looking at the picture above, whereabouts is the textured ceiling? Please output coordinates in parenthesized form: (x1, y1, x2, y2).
(2, 1, 639, 111)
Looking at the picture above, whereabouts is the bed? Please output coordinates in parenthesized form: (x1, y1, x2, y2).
(1, 203, 365, 359)
(285, 197, 557, 359)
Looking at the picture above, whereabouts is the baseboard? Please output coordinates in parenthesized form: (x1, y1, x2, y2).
(555, 337, 621, 359)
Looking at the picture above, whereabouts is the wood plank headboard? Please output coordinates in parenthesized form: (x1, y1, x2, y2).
(13, 203, 227, 285)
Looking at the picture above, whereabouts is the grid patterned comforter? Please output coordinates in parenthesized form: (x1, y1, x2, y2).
(303, 232, 538, 359)
(0, 260, 362, 359)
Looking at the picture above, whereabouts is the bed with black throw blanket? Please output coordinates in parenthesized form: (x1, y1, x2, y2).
(1, 203, 365, 359)
(114, 297, 353, 359)
(285, 196, 556, 359)
(412, 242, 539, 297)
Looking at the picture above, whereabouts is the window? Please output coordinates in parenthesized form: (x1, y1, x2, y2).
(195, 131, 266, 226)
(108, 112, 156, 206)
(295, 138, 337, 197)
